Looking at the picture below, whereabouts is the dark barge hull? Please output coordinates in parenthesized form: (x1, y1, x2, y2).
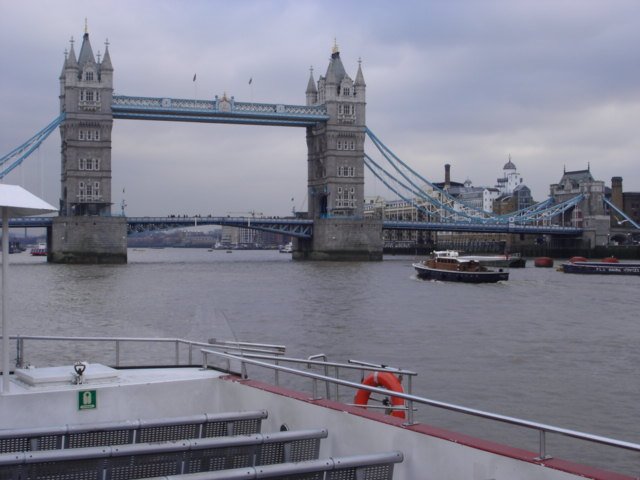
(561, 262, 640, 275)
(413, 264, 509, 283)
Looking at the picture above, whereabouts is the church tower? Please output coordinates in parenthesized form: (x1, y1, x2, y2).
(58, 28, 114, 216)
(51, 26, 126, 263)
(298, 43, 382, 260)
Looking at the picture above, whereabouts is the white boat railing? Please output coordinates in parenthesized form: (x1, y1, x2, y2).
(10, 335, 285, 368)
(201, 348, 640, 466)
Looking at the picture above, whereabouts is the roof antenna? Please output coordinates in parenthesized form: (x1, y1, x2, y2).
(84, 18, 88, 34)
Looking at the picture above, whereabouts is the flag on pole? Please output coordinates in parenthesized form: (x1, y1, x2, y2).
(248, 77, 252, 85)
(193, 73, 197, 82)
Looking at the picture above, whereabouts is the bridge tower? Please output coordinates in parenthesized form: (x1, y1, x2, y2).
(550, 167, 610, 247)
(298, 44, 382, 260)
(51, 28, 127, 263)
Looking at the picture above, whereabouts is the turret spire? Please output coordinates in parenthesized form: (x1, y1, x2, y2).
(101, 38, 113, 71)
(355, 57, 366, 87)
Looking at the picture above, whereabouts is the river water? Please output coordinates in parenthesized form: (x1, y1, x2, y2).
(4, 249, 640, 475)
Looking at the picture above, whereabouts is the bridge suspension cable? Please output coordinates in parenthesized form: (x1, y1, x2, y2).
(0, 113, 65, 180)
(364, 127, 584, 225)
(365, 127, 495, 222)
(604, 197, 640, 230)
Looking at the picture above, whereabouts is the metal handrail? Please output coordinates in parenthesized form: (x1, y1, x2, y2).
(10, 335, 285, 369)
(232, 352, 417, 401)
(201, 348, 640, 461)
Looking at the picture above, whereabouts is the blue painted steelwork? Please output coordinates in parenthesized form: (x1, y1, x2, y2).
(9, 215, 581, 236)
(7, 217, 55, 228)
(126, 216, 313, 238)
(1, 109, 584, 238)
(366, 128, 494, 222)
(365, 127, 585, 225)
(111, 96, 329, 127)
(383, 220, 582, 235)
(0, 114, 65, 179)
(365, 153, 584, 226)
(603, 197, 640, 230)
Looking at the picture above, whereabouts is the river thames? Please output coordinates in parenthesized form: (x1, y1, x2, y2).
(6, 248, 640, 475)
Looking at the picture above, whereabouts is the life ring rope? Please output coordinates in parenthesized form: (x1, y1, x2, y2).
(353, 371, 406, 419)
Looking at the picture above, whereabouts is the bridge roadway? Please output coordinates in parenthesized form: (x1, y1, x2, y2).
(9, 216, 582, 237)
(111, 96, 330, 127)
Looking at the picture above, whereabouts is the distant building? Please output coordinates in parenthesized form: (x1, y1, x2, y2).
(457, 181, 501, 213)
(432, 164, 501, 213)
(610, 176, 640, 227)
(491, 157, 534, 214)
(220, 225, 287, 248)
(495, 155, 524, 196)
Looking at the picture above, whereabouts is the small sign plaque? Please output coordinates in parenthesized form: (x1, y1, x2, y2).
(78, 390, 97, 410)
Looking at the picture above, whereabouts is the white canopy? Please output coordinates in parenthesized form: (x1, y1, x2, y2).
(1, 184, 57, 394)
(0, 184, 57, 217)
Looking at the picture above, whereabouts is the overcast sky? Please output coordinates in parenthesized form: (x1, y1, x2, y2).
(1, 0, 639, 217)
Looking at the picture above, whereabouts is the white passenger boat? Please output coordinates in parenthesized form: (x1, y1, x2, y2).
(0, 334, 636, 479)
(279, 242, 293, 253)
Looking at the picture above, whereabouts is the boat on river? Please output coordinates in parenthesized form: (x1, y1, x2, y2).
(29, 243, 47, 256)
(0, 334, 635, 479)
(413, 250, 509, 283)
(560, 257, 640, 275)
(279, 241, 293, 253)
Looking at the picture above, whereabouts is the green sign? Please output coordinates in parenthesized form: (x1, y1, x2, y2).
(78, 390, 97, 410)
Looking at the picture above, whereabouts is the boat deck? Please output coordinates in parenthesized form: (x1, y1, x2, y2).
(0, 343, 636, 479)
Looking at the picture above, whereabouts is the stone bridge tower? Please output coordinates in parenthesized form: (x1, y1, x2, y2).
(51, 28, 127, 263)
(298, 44, 382, 260)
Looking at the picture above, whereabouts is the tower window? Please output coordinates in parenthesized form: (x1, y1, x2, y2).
(343, 87, 350, 96)
(78, 181, 100, 201)
(84, 71, 94, 81)
(78, 129, 100, 141)
(337, 165, 355, 177)
(80, 90, 100, 102)
(79, 158, 100, 171)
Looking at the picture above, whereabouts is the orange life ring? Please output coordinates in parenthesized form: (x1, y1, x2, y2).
(353, 371, 405, 419)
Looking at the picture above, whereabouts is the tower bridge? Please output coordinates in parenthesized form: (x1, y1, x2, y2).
(111, 95, 329, 127)
(4, 28, 626, 263)
(8, 215, 581, 238)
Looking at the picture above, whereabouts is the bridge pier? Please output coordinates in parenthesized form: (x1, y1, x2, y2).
(50, 217, 127, 264)
(294, 218, 382, 261)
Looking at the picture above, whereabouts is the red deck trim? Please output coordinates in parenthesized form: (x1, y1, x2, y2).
(223, 375, 633, 480)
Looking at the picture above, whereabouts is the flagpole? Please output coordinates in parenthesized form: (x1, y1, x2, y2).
(193, 73, 198, 107)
